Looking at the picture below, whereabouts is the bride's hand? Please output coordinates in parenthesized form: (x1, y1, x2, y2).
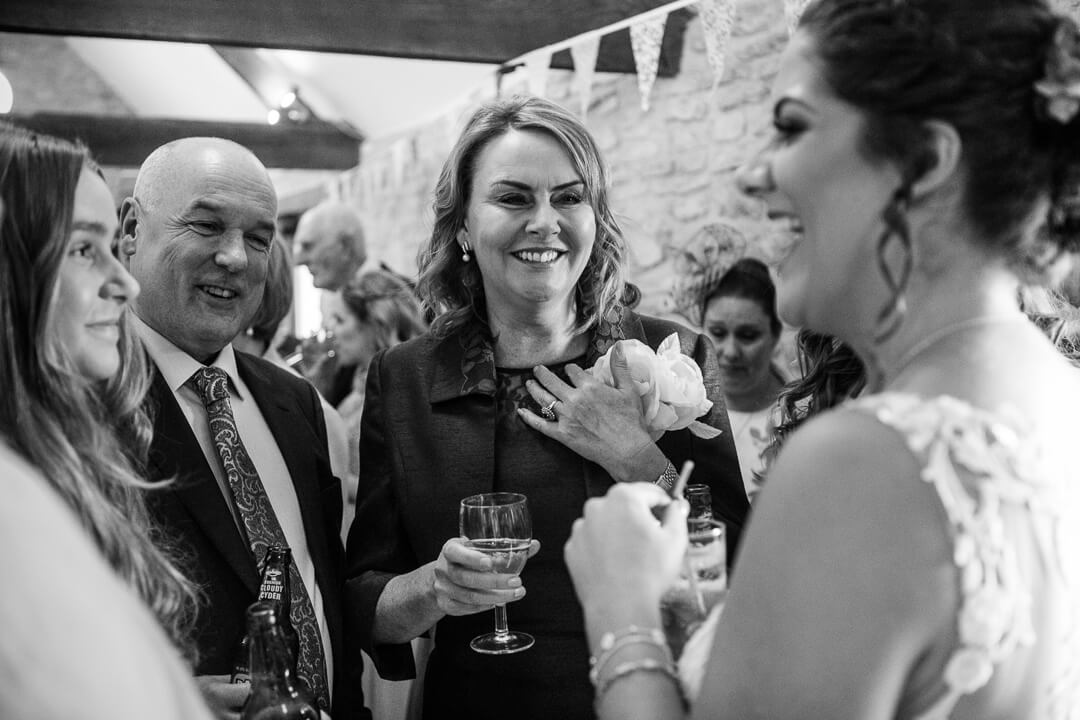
(565, 483, 688, 619)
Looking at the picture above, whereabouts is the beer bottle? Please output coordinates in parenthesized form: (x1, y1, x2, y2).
(240, 601, 319, 720)
(231, 545, 299, 683)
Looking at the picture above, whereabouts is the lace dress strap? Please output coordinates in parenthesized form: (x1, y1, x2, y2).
(848, 392, 1077, 720)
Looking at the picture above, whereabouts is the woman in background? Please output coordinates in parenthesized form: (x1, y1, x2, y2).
(328, 268, 428, 469)
(0, 123, 210, 718)
(701, 257, 785, 498)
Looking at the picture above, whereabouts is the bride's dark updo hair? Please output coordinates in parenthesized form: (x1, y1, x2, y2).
(800, 0, 1080, 282)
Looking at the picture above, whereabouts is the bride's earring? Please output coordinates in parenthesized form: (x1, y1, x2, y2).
(461, 243, 471, 263)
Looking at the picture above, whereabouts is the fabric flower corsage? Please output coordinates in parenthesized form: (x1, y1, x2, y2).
(1034, 22, 1080, 125)
(589, 333, 722, 441)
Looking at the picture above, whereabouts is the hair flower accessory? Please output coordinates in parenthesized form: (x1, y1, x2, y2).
(589, 333, 722, 441)
(1034, 22, 1080, 125)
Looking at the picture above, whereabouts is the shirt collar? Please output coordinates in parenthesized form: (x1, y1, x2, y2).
(131, 313, 245, 400)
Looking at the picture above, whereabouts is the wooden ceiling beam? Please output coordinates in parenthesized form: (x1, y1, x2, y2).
(5, 113, 362, 170)
(0, 0, 689, 76)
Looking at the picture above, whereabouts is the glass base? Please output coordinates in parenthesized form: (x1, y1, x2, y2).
(470, 630, 535, 655)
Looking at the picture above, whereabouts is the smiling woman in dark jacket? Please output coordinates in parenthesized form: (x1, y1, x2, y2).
(344, 96, 747, 720)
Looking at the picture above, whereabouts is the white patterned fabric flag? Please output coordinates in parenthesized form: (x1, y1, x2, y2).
(784, 0, 813, 35)
(700, 0, 737, 89)
(630, 14, 669, 112)
(570, 35, 601, 117)
(525, 50, 553, 98)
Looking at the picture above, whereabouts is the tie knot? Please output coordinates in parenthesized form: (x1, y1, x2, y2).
(188, 366, 230, 406)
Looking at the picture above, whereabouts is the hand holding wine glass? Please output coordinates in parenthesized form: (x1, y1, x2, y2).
(459, 492, 535, 654)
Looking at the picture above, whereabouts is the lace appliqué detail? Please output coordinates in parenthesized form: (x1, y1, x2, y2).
(850, 393, 1077, 720)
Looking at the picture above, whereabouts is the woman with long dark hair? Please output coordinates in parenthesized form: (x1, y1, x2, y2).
(567, 1, 1080, 717)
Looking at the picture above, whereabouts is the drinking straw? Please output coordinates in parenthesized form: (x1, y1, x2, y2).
(672, 460, 695, 499)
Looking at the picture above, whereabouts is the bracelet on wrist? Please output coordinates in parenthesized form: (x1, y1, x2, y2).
(589, 625, 671, 687)
(593, 657, 686, 712)
(654, 461, 679, 492)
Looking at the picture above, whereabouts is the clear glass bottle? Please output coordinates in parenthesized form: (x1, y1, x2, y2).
(684, 484, 713, 523)
(240, 601, 319, 720)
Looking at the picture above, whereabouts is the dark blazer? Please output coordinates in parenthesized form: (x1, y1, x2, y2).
(344, 309, 748, 718)
(145, 350, 367, 719)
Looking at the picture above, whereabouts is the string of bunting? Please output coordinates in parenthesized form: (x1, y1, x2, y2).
(501, 0, 816, 114)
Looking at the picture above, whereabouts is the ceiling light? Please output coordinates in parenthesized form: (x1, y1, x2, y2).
(267, 108, 281, 125)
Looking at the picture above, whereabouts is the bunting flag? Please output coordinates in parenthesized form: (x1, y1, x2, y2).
(524, 50, 554, 98)
(570, 35, 601, 117)
(784, 0, 813, 35)
(699, 0, 737, 89)
(630, 14, 669, 112)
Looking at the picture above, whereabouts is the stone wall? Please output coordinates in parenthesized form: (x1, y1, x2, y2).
(331, 0, 791, 329)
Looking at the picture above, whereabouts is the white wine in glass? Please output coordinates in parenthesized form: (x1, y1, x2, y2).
(459, 492, 534, 654)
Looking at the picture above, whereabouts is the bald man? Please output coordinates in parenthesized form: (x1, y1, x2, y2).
(293, 201, 373, 407)
(293, 201, 368, 291)
(120, 138, 367, 720)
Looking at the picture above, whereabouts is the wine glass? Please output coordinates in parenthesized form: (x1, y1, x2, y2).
(459, 492, 534, 654)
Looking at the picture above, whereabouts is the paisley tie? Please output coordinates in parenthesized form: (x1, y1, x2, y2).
(188, 366, 330, 711)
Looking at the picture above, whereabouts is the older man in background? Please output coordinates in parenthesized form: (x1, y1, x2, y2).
(293, 200, 369, 291)
(293, 201, 373, 406)
(120, 137, 365, 720)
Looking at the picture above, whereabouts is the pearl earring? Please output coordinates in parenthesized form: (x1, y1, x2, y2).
(461, 244, 471, 263)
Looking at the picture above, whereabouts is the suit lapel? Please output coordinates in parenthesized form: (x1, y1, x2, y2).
(148, 372, 260, 594)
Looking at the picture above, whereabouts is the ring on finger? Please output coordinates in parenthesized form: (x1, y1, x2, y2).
(540, 399, 558, 422)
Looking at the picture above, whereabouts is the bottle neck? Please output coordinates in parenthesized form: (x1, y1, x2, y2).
(249, 622, 303, 693)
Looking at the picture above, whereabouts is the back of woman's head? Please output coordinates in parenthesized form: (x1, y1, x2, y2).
(0, 122, 196, 655)
(705, 257, 782, 336)
(417, 95, 637, 336)
(800, 0, 1078, 281)
(342, 269, 427, 353)
(246, 236, 294, 346)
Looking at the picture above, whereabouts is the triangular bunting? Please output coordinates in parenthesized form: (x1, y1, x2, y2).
(630, 14, 669, 112)
(699, 0, 737, 90)
(524, 50, 553, 98)
(570, 35, 601, 118)
(784, 0, 813, 36)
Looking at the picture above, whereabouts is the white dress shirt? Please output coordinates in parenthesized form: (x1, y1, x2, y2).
(133, 315, 333, 691)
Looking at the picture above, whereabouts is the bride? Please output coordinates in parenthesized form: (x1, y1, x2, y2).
(565, 0, 1080, 718)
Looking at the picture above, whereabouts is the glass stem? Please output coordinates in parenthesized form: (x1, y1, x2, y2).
(494, 603, 509, 637)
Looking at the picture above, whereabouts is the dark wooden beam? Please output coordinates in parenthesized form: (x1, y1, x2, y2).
(5, 113, 362, 170)
(0, 0, 688, 75)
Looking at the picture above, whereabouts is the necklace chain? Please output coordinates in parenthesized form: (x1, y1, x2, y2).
(884, 313, 1024, 386)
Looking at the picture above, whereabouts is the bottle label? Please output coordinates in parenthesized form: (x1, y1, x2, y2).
(258, 566, 286, 602)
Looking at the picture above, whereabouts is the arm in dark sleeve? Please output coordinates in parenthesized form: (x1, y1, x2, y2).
(343, 350, 417, 680)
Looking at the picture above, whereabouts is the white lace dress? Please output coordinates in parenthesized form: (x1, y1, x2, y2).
(678, 393, 1079, 718)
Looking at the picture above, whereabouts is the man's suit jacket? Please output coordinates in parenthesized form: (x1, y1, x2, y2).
(145, 350, 367, 719)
